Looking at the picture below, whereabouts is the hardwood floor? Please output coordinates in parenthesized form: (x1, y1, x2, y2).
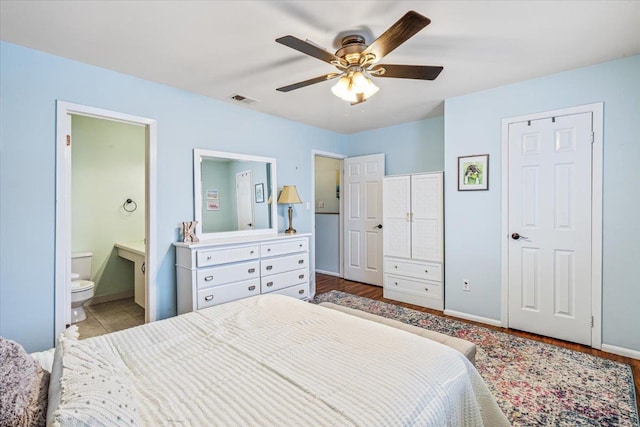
(316, 273, 640, 415)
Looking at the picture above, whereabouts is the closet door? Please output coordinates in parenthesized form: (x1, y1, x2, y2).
(383, 176, 411, 258)
(411, 173, 443, 262)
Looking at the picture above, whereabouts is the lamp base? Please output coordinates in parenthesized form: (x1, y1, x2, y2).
(285, 205, 297, 234)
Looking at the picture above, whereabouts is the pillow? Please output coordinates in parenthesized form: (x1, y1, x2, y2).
(46, 324, 79, 425)
(48, 336, 140, 426)
(0, 336, 50, 427)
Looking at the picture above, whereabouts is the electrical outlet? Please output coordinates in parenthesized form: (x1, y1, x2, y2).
(463, 280, 470, 292)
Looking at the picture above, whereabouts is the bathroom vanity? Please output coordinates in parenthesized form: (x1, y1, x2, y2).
(174, 233, 310, 314)
(115, 241, 146, 308)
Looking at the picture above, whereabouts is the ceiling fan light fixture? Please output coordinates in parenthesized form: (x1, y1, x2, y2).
(331, 68, 378, 103)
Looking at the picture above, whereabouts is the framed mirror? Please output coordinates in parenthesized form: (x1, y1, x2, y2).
(194, 149, 277, 240)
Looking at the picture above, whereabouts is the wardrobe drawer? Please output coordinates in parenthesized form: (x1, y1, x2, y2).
(196, 260, 260, 289)
(384, 274, 441, 299)
(270, 282, 310, 300)
(261, 268, 309, 293)
(261, 253, 309, 276)
(197, 279, 260, 309)
(384, 258, 442, 282)
(197, 245, 259, 267)
(261, 239, 308, 257)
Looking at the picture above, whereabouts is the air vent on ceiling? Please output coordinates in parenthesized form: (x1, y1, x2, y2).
(229, 94, 257, 104)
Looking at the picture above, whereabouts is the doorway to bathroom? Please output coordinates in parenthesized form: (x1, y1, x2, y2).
(55, 101, 157, 339)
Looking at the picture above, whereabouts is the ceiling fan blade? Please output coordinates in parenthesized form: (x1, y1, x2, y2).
(371, 64, 443, 80)
(362, 11, 431, 62)
(276, 73, 340, 92)
(276, 35, 343, 65)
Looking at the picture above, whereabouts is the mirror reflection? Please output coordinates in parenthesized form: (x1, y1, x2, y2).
(194, 150, 277, 239)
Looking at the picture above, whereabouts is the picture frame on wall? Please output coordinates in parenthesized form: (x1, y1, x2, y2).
(206, 189, 219, 199)
(458, 154, 489, 191)
(207, 199, 220, 211)
(255, 183, 265, 203)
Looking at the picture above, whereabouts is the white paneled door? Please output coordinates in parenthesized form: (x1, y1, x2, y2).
(508, 112, 593, 345)
(343, 154, 385, 286)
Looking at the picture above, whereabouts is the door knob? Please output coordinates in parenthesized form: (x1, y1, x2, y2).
(511, 232, 528, 240)
(375, 224, 383, 229)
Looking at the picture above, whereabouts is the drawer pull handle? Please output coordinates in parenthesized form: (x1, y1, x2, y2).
(298, 289, 305, 295)
(267, 248, 271, 252)
(248, 285, 256, 291)
(394, 282, 398, 286)
(204, 295, 214, 301)
(299, 244, 303, 247)
(250, 250, 255, 254)
(298, 274, 305, 279)
(298, 259, 304, 264)
(394, 265, 398, 269)
(425, 269, 429, 273)
(204, 276, 213, 282)
(248, 268, 256, 273)
(424, 287, 429, 292)
(266, 265, 273, 270)
(266, 282, 274, 287)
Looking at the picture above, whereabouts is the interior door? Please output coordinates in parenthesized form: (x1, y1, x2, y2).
(236, 170, 254, 230)
(508, 112, 593, 345)
(343, 154, 385, 286)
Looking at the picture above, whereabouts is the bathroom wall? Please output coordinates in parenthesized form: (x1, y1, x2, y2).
(71, 115, 145, 298)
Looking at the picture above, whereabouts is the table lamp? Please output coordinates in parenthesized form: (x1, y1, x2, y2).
(277, 185, 303, 234)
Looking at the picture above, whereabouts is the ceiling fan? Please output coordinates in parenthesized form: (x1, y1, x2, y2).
(275, 10, 443, 105)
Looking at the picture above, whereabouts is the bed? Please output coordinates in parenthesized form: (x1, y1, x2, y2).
(30, 294, 509, 426)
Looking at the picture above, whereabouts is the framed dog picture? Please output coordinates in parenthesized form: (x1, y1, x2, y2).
(458, 154, 489, 191)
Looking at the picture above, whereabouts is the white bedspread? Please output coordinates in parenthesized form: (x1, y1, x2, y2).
(74, 294, 510, 426)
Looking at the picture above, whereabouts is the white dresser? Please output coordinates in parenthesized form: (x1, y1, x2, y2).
(382, 172, 443, 310)
(174, 233, 311, 314)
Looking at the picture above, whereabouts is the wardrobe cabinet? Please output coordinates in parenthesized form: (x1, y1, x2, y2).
(175, 233, 310, 314)
(383, 172, 443, 310)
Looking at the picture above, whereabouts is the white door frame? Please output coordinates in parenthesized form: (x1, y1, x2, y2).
(310, 150, 346, 287)
(55, 101, 158, 337)
(500, 102, 603, 349)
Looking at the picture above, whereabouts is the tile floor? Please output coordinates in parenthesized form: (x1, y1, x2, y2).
(75, 298, 145, 340)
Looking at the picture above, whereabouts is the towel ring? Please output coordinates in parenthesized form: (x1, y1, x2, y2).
(123, 198, 137, 213)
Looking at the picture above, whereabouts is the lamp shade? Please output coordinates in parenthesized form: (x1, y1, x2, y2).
(277, 185, 302, 204)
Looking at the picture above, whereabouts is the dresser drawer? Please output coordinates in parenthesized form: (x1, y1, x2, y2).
(261, 239, 308, 257)
(261, 253, 309, 276)
(269, 282, 310, 300)
(261, 268, 309, 293)
(196, 260, 260, 289)
(197, 245, 259, 267)
(384, 258, 442, 281)
(197, 279, 260, 309)
(384, 274, 441, 299)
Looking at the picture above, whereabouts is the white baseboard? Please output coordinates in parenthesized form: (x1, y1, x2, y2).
(601, 343, 640, 360)
(88, 290, 134, 306)
(443, 309, 503, 327)
(315, 269, 341, 277)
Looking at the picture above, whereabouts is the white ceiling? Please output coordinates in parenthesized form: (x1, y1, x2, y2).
(2, 1, 639, 134)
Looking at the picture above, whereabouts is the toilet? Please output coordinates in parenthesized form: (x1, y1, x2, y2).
(71, 252, 96, 323)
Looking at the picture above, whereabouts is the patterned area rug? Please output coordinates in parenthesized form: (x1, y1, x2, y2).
(312, 291, 639, 427)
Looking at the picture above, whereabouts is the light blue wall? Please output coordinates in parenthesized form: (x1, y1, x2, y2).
(444, 55, 640, 352)
(0, 41, 346, 352)
(347, 116, 444, 175)
(315, 214, 340, 274)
